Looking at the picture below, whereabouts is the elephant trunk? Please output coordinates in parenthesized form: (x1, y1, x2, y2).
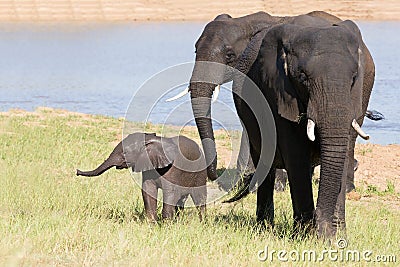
(315, 133, 349, 236)
(190, 82, 218, 181)
(310, 80, 352, 237)
(76, 143, 125, 177)
(76, 158, 116, 177)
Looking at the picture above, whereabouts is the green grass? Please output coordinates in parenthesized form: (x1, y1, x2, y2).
(0, 108, 399, 266)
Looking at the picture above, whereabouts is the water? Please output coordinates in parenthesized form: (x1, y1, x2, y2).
(0, 22, 398, 144)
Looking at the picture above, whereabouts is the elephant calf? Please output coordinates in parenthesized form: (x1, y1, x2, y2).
(76, 132, 207, 221)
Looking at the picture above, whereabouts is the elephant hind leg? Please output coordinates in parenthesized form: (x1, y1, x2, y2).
(190, 186, 207, 221)
(256, 168, 276, 228)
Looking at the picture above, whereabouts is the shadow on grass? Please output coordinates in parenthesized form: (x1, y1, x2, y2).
(210, 207, 315, 241)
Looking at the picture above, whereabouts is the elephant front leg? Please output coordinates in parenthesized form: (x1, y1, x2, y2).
(286, 166, 315, 235)
(256, 168, 276, 228)
(142, 179, 159, 222)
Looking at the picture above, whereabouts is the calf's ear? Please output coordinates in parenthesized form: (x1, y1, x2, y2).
(134, 137, 177, 172)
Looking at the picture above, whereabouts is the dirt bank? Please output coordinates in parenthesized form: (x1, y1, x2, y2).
(0, 0, 399, 22)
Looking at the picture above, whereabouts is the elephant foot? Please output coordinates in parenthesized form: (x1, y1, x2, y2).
(346, 182, 356, 193)
(256, 201, 274, 228)
(291, 211, 315, 238)
(145, 214, 158, 224)
(316, 220, 336, 240)
(314, 208, 336, 239)
(256, 219, 274, 232)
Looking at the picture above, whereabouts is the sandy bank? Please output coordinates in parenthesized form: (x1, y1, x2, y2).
(0, 0, 399, 22)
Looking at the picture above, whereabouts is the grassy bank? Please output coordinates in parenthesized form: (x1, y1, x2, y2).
(0, 108, 398, 265)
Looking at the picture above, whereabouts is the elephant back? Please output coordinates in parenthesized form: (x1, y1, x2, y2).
(170, 136, 207, 174)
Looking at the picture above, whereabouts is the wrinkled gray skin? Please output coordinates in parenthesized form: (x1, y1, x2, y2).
(77, 133, 207, 221)
(230, 18, 375, 238)
(189, 11, 374, 238)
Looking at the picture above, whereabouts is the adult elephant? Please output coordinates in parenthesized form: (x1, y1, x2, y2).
(170, 11, 374, 237)
(229, 19, 374, 238)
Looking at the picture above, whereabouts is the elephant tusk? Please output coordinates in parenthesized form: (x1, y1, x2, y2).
(165, 87, 189, 102)
(307, 119, 316, 141)
(352, 119, 370, 140)
(212, 85, 220, 103)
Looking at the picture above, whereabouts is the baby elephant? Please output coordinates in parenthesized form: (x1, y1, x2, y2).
(77, 132, 207, 221)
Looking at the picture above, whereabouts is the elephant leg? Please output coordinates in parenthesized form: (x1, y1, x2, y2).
(282, 143, 315, 231)
(142, 178, 159, 222)
(162, 193, 179, 220)
(274, 169, 287, 192)
(236, 128, 256, 177)
(175, 194, 189, 217)
(256, 167, 276, 227)
(161, 175, 189, 220)
(286, 165, 315, 232)
(190, 186, 207, 221)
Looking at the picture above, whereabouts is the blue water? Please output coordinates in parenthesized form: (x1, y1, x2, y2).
(0, 22, 398, 144)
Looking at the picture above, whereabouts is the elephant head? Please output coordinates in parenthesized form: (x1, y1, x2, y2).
(234, 21, 369, 236)
(184, 12, 279, 180)
(76, 133, 178, 176)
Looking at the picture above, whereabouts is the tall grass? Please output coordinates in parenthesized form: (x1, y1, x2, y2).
(0, 108, 398, 266)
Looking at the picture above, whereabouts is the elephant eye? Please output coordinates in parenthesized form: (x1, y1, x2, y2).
(351, 73, 357, 88)
(299, 72, 308, 83)
(226, 52, 236, 63)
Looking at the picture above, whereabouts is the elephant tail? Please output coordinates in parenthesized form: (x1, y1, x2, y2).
(222, 173, 253, 203)
(365, 109, 385, 121)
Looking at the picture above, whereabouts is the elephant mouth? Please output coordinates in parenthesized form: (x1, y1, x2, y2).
(166, 84, 221, 103)
(306, 118, 369, 142)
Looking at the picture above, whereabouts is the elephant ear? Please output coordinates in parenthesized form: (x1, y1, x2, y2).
(259, 25, 301, 122)
(232, 29, 268, 111)
(233, 26, 301, 122)
(134, 135, 177, 172)
(334, 20, 364, 120)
